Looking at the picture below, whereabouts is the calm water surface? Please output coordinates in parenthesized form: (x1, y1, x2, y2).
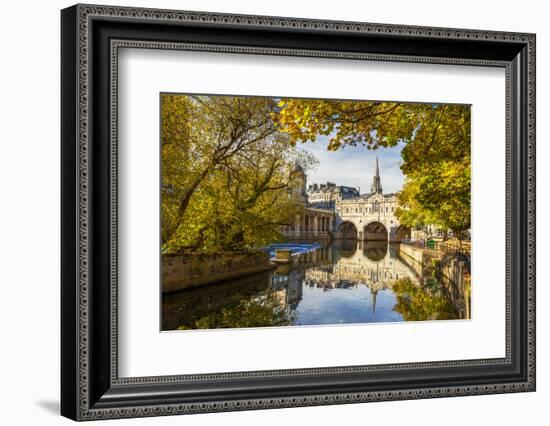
(162, 241, 461, 330)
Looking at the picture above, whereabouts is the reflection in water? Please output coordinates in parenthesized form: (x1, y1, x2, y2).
(162, 241, 465, 330)
(363, 240, 388, 262)
(392, 278, 457, 321)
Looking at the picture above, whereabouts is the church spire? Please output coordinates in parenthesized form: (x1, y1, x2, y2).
(371, 156, 383, 194)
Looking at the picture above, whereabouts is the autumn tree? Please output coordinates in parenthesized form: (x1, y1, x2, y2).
(396, 159, 471, 236)
(186, 288, 293, 329)
(276, 99, 471, 235)
(217, 135, 317, 251)
(161, 94, 316, 254)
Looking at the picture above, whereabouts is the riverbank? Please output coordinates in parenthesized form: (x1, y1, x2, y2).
(398, 244, 425, 276)
(162, 251, 276, 294)
(397, 242, 471, 319)
(162, 241, 413, 330)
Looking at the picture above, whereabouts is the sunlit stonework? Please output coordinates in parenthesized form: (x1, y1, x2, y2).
(160, 94, 472, 330)
(282, 157, 411, 242)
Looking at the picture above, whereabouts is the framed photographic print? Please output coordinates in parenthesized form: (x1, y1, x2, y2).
(61, 4, 536, 421)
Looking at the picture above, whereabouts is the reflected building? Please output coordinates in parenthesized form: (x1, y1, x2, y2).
(270, 262, 306, 311)
(269, 240, 420, 315)
(163, 238, 467, 330)
(303, 241, 418, 304)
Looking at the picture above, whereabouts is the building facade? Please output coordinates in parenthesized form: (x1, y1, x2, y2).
(334, 157, 408, 242)
(282, 158, 409, 242)
(281, 164, 335, 239)
(306, 182, 360, 210)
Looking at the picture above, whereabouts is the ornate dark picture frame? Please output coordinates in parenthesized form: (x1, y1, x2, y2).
(61, 4, 536, 421)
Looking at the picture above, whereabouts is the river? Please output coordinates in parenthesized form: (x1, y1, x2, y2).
(162, 241, 465, 330)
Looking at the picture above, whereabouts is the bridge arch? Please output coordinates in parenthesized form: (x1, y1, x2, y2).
(363, 221, 388, 241)
(337, 221, 358, 241)
(394, 225, 411, 242)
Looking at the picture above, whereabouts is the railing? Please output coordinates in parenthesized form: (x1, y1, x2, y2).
(281, 230, 332, 238)
(401, 238, 470, 251)
(400, 238, 471, 268)
(400, 238, 427, 249)
(440, 242, 471, 272)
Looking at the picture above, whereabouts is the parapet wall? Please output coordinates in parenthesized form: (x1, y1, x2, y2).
(399, 244, 424, 269)
(162, 251, 274, 293)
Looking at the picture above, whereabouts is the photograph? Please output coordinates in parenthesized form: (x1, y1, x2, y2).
(161, 94, 472, 331)
(56, 2, 536, 421)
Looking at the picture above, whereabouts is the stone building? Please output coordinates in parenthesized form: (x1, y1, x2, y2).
(306, 182, 359, 209)
(282, 157, 410, 242)
(281, 164, 335, 239)
(335, 157, 408, 242)
(289, 163, 309, 205)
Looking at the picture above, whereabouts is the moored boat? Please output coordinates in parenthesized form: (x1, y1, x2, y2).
(272, 249, 292, 264)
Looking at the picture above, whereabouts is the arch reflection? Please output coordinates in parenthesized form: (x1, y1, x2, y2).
(361, 240, 389, 262)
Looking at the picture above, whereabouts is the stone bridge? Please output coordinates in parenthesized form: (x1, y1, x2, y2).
(334, 193, 410, 243)
(281, 158, 411, 243)
(281, 203, 410, 243)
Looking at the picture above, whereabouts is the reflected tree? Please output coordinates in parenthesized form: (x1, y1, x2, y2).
(392, 278, 457, 321)
(176, 288, 293, 330)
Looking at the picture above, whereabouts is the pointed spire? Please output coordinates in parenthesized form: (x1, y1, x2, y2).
(371, 156, 383, 194)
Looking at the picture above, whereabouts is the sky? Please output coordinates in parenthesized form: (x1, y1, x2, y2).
(297, 134, 406, 194)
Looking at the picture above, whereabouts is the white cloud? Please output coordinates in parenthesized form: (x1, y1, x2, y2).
(297, 136, 405, 194)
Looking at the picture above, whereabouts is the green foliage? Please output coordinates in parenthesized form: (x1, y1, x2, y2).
(162, 95, 471, 255)
(184, 290, 293, 329)
(161, 94, 316, 254)
(276, 100, 471, 234)
(277, 99, 418, 151)
(392, 278, 457, 321)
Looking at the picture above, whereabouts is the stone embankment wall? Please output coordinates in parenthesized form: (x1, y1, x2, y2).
(398, 243, 471, 319)
(162, 251, 274, 293)
(436, 254, 470, 319)
(398, 244, 424, 276)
